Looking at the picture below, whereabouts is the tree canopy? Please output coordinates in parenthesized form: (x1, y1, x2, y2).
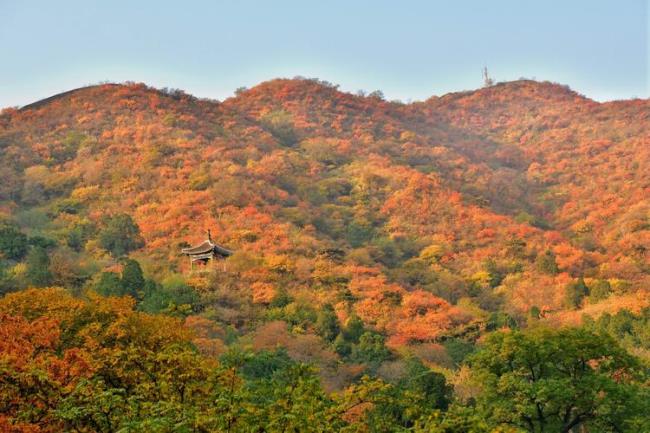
(470, 327, 650, 433)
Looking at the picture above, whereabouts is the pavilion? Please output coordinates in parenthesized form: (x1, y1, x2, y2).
(181, 230, 232, 269)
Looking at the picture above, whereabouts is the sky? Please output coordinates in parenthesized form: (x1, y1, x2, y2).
(0, 0, 648, 107)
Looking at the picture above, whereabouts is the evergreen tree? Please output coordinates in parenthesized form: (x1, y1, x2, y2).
(333, 334, 352, 357)
(121, 258, 145, 300)
(398, 357, 451, 410)
(536, 249, 559, 275)
(565, 277, 589, 309)
(98, 214, 144, 257)
(352, 332, 390, 366)
(590, 279, 612, 302)
(342, 315, 365, 343)
(0, 224, 28, 260)
(483, 258, 504, 288)
(315, 303, 340, 342)
(269, 287, 292, 308)
(25, 247, 52, 287)
(94, 272, 124, 297)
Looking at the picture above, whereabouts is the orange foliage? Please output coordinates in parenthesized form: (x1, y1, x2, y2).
(0, 77, 647, 352)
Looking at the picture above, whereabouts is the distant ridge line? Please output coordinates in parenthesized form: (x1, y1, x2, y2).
(15, 78, 600, 113)
(19, 84, 120, 111)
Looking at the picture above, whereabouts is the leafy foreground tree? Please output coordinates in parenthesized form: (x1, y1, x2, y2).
(470, 327, 650, 433)
(0, 288, 340, 433)
(1, 288, 648, 433)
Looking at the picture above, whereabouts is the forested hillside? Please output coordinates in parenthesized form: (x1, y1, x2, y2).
(0, 78, 648, 432)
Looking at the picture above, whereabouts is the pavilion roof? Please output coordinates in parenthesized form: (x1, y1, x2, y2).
(182, 239, 233, 257)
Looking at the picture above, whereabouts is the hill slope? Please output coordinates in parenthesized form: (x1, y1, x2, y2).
(0, 79, 648, 350)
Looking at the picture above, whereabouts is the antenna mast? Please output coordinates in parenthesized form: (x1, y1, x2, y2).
(482, 66, 494, 87)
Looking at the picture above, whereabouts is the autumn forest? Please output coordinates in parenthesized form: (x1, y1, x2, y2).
(0, 78, 648, 432)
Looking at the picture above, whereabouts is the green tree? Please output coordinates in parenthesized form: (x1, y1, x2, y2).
(442, 338, 475, 368)
(346, 220, 375, 248)
(333, 334, 352, 357)
(483, 258, 505, 288)
(470, 327, 649, 433)
(564, 277, 589, 309)
(238, 348, 294, 381)
(28, 235, 57, 249)
(536, 249, 559, 275)
(0, 223, 28, 260)
(337, 374, 446, 432)
(413, 404, 492, 433)
(249, 364, 340, 432)
(65, 220, 96, 252)
(121, 258, 145, 300)
(589, 279, 612, 302)
(269, 287, 292, 308)
(398, 357, 451, 411)
(485, 311, 518, 331)
(342, 315, 365, 343)
(139, 279, 199, 316)
(337, 376, 406, 432)
(25, 247, 52, 287)
(98, 213, 144, 257)
(315, 303, 340, 342)
(351, 331, 390, 366)
(529, 305, 541, 320)
(0, 264, 18, 295)
(586, 309, 650, 351)
(94, 271, 125, 297)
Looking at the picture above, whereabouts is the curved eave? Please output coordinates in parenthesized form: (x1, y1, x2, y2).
(182, 240, 215, 255)
(214, 245, 233, 257)
(182, 240, 233, 257)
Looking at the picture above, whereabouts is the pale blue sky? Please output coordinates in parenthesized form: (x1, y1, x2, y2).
(1, 0, 647, 107)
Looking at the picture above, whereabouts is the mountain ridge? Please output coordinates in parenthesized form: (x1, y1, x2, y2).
(0, 77, 647, 349)
(10, 77, 619, 115)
